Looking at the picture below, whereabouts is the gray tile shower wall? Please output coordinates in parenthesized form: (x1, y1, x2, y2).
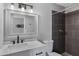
(52, 11, 65, 54)
(65, 10, 79, 56)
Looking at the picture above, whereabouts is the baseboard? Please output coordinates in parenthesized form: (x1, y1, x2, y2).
(62, 52, 72, 56)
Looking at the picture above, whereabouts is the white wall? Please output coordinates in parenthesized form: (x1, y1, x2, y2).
(29, 3, 65, 41)
(0, 4, 4, 47)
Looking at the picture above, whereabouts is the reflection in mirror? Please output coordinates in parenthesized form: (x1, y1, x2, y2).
(12, 17, 24, 34)
(16, 24, 24, 28)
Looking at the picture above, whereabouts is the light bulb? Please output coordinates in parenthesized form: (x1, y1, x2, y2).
(30, 9, 33, 13)
(10, 4, 14, 9)
(21, 7, 25, 11)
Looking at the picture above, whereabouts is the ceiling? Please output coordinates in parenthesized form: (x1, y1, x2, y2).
(56, 3, 79, 13)
(57, 3, 76, 8)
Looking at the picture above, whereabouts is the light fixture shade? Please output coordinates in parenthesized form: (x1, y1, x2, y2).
(30, 9, 33, 13)
(21, 7, 25, 11)
(10, 3, 14, 9)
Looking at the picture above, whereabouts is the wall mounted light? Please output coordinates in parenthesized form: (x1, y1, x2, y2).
(18, 3, 26, 11)
(10, 3, 15, 9)
(18, 3, 33, 13)
(30, 6, 33, 13)
(10, 3, 34, 13)
(21, 7, 25, 11)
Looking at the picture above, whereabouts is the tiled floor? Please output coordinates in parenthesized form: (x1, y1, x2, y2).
(62, 52, 72, 56)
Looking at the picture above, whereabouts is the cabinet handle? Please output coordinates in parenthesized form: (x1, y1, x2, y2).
(11, 41, 15, 44)
(21, 40, 24, 43)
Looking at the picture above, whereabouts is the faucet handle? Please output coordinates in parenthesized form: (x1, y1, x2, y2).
(11, 41, 15, 44)
(21, 39, 24, 43)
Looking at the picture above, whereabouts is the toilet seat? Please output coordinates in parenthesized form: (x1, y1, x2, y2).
(47, 52, 62, 56)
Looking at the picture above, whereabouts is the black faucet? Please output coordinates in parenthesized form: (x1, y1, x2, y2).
(17, 35, 20, 43)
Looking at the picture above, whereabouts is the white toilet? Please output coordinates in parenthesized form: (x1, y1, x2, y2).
(39, 40, 62, 56)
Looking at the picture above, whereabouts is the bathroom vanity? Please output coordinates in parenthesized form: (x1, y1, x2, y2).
(0, 9, 46, 56)
(0, 40, 46, 56)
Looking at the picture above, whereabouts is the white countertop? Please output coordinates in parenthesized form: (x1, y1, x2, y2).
(0, 40, 46, 56)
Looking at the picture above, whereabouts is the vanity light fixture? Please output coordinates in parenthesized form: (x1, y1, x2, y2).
(18, 3, 33, 13)
(10, 3, 15, 9)
(10, 3, 34, 13)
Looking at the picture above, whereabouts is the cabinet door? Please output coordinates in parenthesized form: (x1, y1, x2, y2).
(5, 49, 34, 56)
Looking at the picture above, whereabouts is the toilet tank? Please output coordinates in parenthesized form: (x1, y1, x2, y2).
(41, 40, 54, 53)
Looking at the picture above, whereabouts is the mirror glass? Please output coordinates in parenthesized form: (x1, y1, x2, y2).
(10, 13, 25, 35)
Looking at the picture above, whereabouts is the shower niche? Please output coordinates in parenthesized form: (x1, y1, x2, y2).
(4, 9, 38, 41)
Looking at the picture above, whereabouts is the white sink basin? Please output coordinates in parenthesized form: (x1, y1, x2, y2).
(7, 42, 28, 49)
(7, 40, 45, 49)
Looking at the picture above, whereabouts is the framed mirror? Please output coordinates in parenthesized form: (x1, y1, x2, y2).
(4, 9, 38, 41)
